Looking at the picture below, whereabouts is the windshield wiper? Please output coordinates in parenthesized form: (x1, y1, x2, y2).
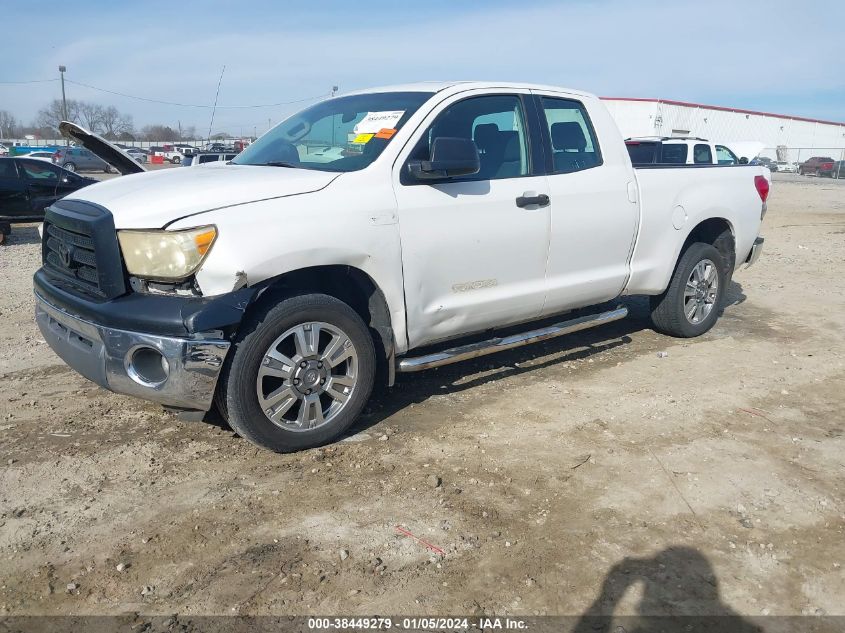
(260, 161, 299, 168)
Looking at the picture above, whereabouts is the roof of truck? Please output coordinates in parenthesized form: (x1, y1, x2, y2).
(343, 81, 596, 99)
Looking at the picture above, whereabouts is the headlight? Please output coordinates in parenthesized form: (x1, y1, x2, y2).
(117, 226, 217, 281)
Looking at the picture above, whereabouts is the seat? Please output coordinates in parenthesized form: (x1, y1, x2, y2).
(550, 121, 597, 172)
(474, 124, 523, 179)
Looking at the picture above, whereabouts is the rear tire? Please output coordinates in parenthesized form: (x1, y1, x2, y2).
(217, 293, 376, 452)
(171, 156, 181, 164)
(63, 162, 76, 173)
(650, 242, 726, 338)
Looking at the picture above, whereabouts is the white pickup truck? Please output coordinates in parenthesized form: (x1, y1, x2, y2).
(35, 82, 768, 452)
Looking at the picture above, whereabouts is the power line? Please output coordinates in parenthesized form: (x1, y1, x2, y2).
(0, 78, 58, 84)
(64, 78, 329, 109)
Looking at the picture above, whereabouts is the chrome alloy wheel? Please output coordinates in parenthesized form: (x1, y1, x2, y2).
(256, 321, 358, 431)
(684, 258, 719, 324)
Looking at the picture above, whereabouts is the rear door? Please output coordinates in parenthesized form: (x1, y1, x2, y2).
(532, 91, 639, 315)
(0, 159, 29, 218)
(393, 89, 551, 348)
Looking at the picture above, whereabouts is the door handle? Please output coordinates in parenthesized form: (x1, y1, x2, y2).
(515, 193, 550, 208)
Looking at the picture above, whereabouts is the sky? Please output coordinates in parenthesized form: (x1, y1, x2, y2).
(1, 0, 843, 137)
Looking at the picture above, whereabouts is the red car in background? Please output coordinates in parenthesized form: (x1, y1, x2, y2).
(798, 156, 835, 177)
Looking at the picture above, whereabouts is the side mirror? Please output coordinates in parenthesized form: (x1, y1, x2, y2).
(739, 157, 749, 165)
(408, 137, 480, 180)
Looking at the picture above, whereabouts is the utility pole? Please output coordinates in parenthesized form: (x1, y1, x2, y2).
(59, 65, 68, 146)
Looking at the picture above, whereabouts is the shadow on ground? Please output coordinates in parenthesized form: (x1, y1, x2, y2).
(572, 547, 760, 632)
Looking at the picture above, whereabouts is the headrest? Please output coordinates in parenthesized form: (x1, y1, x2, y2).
(473, 123, 499, 149)
(551, 121, 586, 151)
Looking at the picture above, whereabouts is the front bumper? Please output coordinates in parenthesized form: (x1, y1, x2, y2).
(35, 291, 230, 411)
(745, 236, 764, 267)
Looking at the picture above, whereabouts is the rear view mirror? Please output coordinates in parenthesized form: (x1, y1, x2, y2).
(407, 137, 480, 180)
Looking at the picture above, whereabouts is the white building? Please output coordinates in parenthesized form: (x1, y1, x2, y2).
(602, 97, 845, 163)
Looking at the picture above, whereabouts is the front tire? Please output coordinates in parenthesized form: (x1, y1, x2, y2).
(171, 156, 181, 164)
(650, 243, 726, 338)
(218, 293, 376, 452)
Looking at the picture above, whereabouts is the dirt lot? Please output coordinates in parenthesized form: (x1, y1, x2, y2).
(0, 173, 843, 620)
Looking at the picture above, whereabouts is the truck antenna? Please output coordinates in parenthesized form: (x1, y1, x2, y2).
(207, 65, 226, 141)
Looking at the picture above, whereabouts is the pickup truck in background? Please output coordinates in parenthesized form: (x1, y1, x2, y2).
(625, 137, 753, 166)
(35, 82, 769, 452)
(798, 156, 835, 177)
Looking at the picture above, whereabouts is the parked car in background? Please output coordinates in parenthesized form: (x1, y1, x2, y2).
(625, 137, 746, 166)
(774, 161, 797, 173)
(181, 151, 238, 166)
(125, 148, 148, 164)
(798, 156, 835, 176)
(832, 161, 845, 179)
(18, 151, 57, 163)
(52, 146, 114, 173)
(752, 157, 775, 171)
(0, 143, 8, 156)
(0, 157, 96, 245)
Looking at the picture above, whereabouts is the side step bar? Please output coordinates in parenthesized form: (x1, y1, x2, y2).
(397, 306, 628, 373)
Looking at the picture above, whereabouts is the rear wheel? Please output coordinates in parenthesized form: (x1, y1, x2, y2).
(171, 156, 181, 164)
(218, 293, 376, 452)
(63, 162, 76, 173)
(650, 242, 726, 338)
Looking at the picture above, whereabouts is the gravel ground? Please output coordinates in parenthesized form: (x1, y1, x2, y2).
(0, 173, 843, 619)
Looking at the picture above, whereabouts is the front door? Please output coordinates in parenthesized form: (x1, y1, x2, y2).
(18, 159, 60, 214)
(393, 91, 550, 348)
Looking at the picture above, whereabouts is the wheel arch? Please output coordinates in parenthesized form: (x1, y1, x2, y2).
(245, 264, 396, 387)
(680, 216, 736, 276)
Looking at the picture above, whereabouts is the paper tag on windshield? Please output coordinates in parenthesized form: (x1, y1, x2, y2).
(354, 111, 405, 134)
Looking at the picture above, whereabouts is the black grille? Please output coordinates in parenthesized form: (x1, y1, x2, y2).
(41, 200, 126, 300)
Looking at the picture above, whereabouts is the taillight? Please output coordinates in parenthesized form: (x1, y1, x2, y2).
(754, 175, 770, 202)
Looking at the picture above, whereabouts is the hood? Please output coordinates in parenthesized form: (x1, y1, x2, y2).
(723, 141, 765, 162)
(59, 121, 146, 175)
(64, 162, 341, 228)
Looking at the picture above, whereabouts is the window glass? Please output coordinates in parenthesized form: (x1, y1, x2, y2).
(693, 144, 713, 164)
(198, 154, 220, 164)
(407, 95, 529, 181)
(20, 160, 59, 181)
(715, 145, 738, 165)
(540, 97, 601, 174)
(660, 144, 688, 163)
(0, 159, 18, 179)
(626, 141, 658, 164)
(234, 91, 431, 173)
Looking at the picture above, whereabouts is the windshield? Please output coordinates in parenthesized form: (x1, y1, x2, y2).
(233, 91, 432, 172)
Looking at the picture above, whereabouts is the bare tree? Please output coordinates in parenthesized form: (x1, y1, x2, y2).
(0, 110, 19, 138)
(100, 106, 134, 140)
(78, 102, 104, 132)
(36, 99, 81, 132)
(140, 124, 180, 141)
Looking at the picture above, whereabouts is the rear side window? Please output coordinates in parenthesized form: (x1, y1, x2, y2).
(660, 144, 688, 164)
(626, 142, 658, 164)
(0, 160, 18, 179)
(693, 144, 712, 164)
(540, 97, 601, 174)
(198, 154, 220, 164)
(715, 145, 738, 165)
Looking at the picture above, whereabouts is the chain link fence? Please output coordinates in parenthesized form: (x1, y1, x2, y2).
(760, 147, 845, 178)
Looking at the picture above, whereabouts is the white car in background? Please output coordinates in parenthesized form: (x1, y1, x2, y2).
(18, 151, 56, 163)
(775, 161, 797, 173)
(0, 143, 9, 156)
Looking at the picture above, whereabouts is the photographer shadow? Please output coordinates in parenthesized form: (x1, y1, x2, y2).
(573, 547, 761, 633)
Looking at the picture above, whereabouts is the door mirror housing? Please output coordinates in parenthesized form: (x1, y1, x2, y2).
(739, 156, 749, 165)
(408, 136, 480, 180)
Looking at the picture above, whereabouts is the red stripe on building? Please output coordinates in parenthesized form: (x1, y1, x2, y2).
(600, 97, 845, 128)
